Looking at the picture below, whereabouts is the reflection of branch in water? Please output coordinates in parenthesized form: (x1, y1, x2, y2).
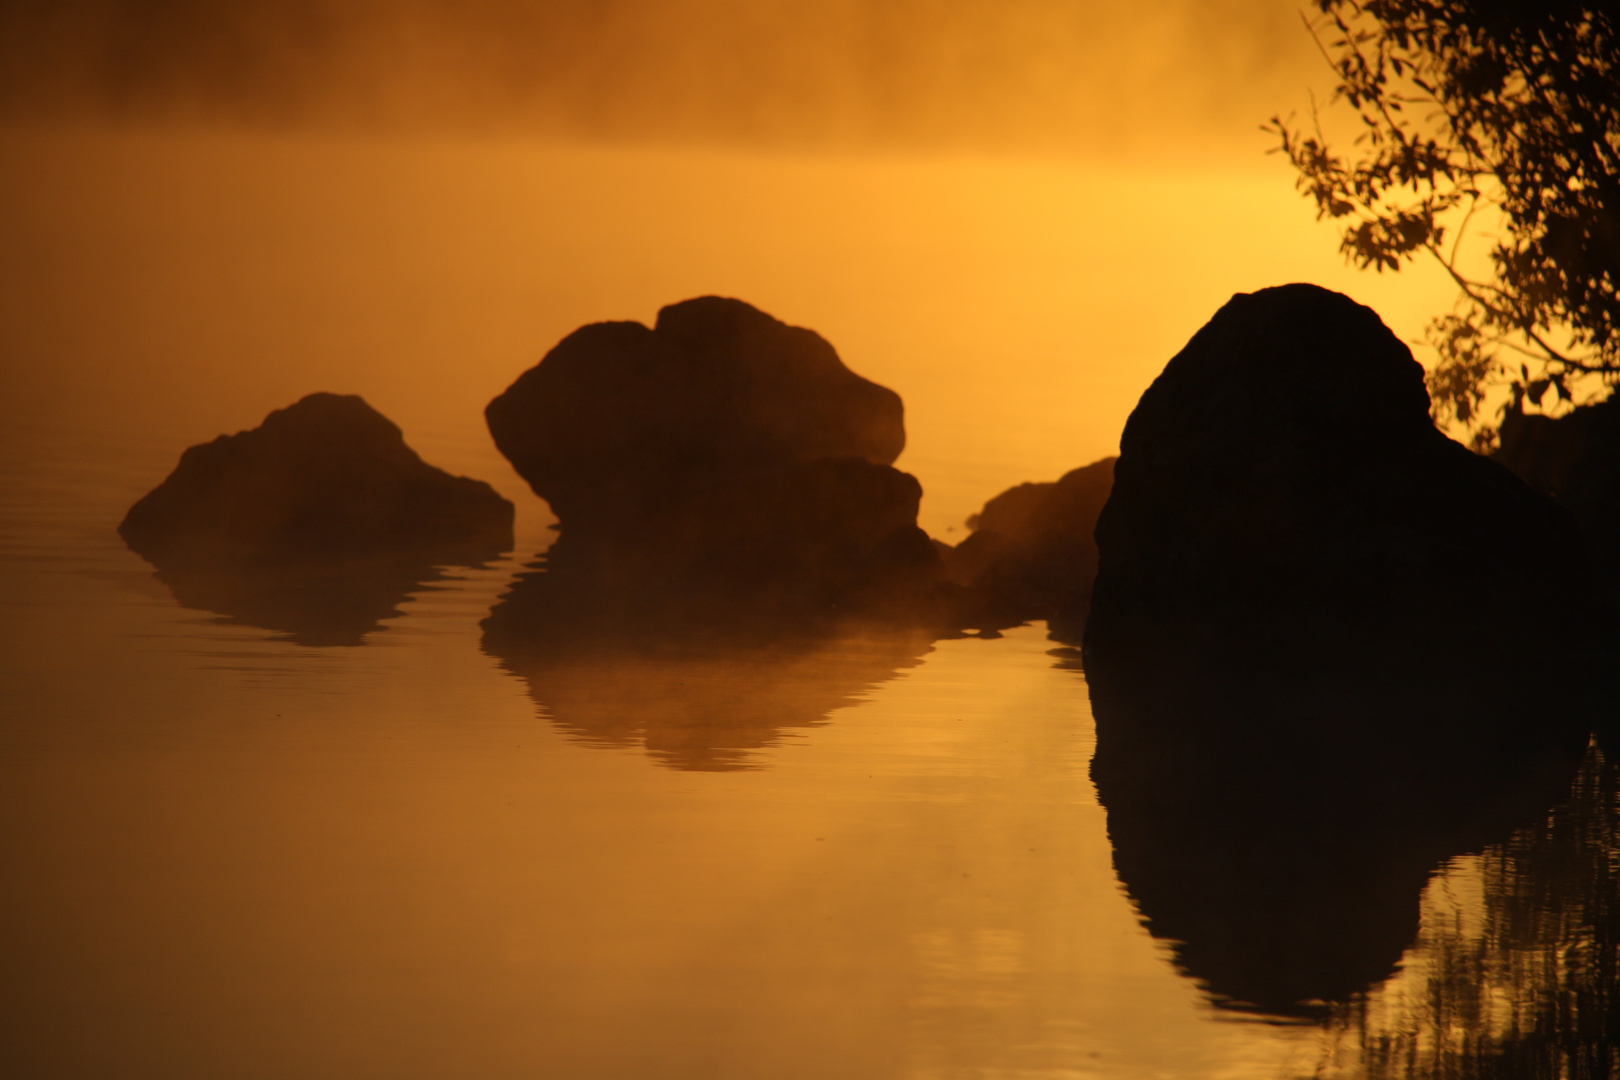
(1317, 747, 1619, 1080)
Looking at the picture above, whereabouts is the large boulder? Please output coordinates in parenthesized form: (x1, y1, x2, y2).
(943, 457, 1114, 640)
(1083, 283, 1610, 1016)
(482, 297, 952, 638)
(120, 393, 514, 644)
(486, 296, 905, 529)
(1086, 283, 1592, 663)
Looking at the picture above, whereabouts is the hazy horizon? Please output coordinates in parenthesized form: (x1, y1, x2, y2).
(2, 0, 1334, 159)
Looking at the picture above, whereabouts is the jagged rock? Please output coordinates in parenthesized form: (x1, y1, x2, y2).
(482, 297, 952, 639)
(943, 457, 1114, 641)
(119, 392, 514, 643)
(1086, 283, 1591, 662)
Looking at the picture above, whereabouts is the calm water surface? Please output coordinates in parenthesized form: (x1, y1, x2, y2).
(0, 409, 1318, 1079)
(1, 129, 1612, 1079)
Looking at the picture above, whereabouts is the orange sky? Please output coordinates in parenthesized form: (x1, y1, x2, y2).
(0, 1, 1468, 533)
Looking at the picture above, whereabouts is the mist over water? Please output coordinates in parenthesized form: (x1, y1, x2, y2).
(6, 4, 1614, 1078)
(3, 0, 1324, 156)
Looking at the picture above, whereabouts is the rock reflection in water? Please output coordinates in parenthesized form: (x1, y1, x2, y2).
(154, 557, 458, 647)
(482, 561, 934, 771)
(1322, 747, 1619, 1079)
(1086, 636, 1592, 1022)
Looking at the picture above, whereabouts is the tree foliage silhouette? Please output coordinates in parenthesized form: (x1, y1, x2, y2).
(1268, 0, 1619, 448)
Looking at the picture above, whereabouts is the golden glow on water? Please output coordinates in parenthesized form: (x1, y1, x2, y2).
(0, 127, 1536, 1078)
(0, 558, 1321, 1077)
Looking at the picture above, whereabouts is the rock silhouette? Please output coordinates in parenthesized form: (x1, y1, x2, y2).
(483, 297, 954, 640)
(943, 457, 1114, 642)
(481, 456, 950, 647)
(120, 393, 514, 645)
(1086, 283, 1594, 665)
(486, 296, 904, 527)
(1082, 283, 1607, 1016)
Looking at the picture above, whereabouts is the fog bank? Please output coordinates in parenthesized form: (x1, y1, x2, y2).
(1, 0, 1329, 156)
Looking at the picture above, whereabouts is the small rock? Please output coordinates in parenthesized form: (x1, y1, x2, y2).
(944, 457, 1115, 641)
(120, 392, 514, 644)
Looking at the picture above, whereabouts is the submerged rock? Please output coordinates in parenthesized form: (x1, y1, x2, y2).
(483, 297, 953, 640)
(943, 457, 1114, 641)
(120, 393, 514, 644)
(1086, 283, 1592, 660)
